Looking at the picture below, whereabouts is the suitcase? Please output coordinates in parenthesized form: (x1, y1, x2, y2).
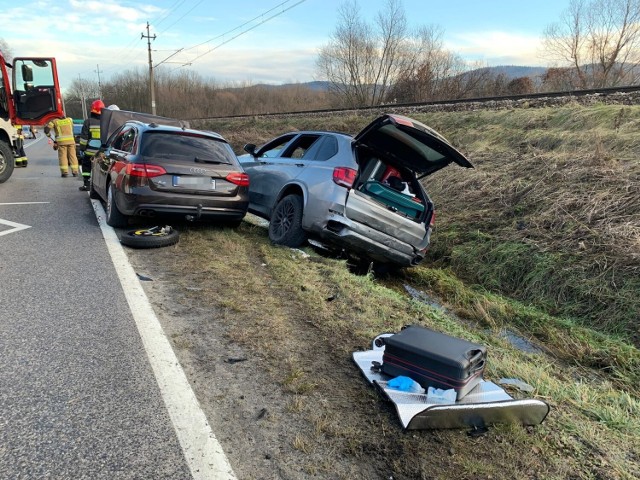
(381, 325, 487, 400)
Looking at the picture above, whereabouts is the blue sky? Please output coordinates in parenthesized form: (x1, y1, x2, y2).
(1, 0, 570, 90)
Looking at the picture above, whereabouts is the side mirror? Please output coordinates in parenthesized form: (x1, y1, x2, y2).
(21, 64, 33, 82)
(243, 143, 257, 156)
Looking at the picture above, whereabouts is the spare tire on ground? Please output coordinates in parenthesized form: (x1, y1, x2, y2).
(119, 225, 180, 248)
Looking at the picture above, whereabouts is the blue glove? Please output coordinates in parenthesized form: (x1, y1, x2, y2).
(387, 376, 424, 393)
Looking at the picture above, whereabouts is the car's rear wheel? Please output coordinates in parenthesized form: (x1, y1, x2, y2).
(120, 226, 180, 249)
(106, 183, 128, 228)
(268, 194, 307, 247)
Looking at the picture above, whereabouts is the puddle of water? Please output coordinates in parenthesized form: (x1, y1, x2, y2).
(403, 284, 543, 355)
(403, 284, 446, 311)
(497, 330, 543, 354)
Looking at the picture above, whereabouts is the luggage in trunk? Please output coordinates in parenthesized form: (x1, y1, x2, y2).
(362, 180, 425, 218)
(381, 325, 487, 400)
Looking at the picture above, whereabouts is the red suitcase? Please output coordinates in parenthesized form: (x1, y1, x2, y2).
(380, 325, 487, 400)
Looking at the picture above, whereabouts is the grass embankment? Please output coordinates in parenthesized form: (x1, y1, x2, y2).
(186, 103, 639, 477)
(170, 223, 639, 479)
(198, 103, 640, 344)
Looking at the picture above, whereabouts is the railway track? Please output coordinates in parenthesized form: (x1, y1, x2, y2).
(190, 84, 640, 121)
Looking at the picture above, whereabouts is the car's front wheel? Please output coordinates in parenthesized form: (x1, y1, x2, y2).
(268, 194, 307, 247)
(106, 183, 128, 228)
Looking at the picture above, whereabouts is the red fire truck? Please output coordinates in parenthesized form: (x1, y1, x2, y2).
(0, 51, 64, 182)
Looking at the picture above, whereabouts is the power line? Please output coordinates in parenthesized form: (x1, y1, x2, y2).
(91, 0, 193, 77)
(178, 0, 307, 67)
(183, 0, 300, 52)
(153, 0, 188, 28)
(158, 0, 205, 35)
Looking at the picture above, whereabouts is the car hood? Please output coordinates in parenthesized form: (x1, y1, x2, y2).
(100, 109, 190, 145)
(353, 114, 473, 177)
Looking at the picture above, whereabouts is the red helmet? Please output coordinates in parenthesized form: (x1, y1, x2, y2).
(91, 99, 105, 114)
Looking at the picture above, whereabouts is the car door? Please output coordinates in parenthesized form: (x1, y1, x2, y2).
(344, 114, 473, 252)
(245, 133, 322, 216)
(109, 126, 138, 192)
(92, 124, 125, 198)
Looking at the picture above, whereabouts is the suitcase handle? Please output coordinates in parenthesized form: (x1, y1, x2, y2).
(468, 350, 484, 366)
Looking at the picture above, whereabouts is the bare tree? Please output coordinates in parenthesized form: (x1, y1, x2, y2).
(64, 77, 100, 119)
(317, 0, 412, 107)
(387, 26, 493, 102)
(542, 0, 640, 88)
(540, 67, 577, 91)
(506, 76, 535, 95)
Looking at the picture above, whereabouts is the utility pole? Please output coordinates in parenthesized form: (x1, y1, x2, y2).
(95, 64, 103, 98)
(78, 74, 88, 120)
(142, 22, 157, 115)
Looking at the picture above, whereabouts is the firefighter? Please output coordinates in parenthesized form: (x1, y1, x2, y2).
(78, 99, 104, 191)
(44, 115, 79, 177)
(15, 125, 28, 168)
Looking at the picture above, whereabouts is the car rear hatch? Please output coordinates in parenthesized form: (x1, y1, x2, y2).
(344, 114, 473, 254)
(139, 131, 245, 196)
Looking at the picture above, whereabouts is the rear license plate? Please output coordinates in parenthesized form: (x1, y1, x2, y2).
(173, 176, 216, 189)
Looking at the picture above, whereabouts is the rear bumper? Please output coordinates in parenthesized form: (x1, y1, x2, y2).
(132, 203, 247, 221)
(318, 214, 429, 267)
(118, 188, 248, 221)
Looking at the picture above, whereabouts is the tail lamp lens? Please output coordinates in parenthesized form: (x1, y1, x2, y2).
(226, 172, 250, 187)
(125, 163, 167, 178)
(332, 167, 357, 188)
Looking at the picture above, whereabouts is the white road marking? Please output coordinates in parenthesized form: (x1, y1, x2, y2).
(0, 218, 31, 237)
(0, 202, 50, 206)
(91, 199, 237, 480)
(23, 137, 45, 148)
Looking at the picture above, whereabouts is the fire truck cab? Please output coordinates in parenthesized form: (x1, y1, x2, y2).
(0, 52, 64, 183)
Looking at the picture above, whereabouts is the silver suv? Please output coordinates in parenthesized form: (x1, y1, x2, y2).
(239, 114, 473, 269)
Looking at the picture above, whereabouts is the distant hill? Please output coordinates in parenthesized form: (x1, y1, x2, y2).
(251, 67, 548, 92)
(470, 65, 548, 80)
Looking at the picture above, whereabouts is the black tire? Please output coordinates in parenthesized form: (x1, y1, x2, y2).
(268, 194, 307, 247)
(106, 183, 128, 228)
(0, 141, 15, 184)
(89, 175, 100, 199)
(120, 226, 180, 248)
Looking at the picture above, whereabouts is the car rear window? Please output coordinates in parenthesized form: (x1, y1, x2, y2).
(140, 131, 236, 164)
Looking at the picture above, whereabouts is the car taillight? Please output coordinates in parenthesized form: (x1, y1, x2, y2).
(429, 210, 436, 227)
(332, 167, 357, 188)
(226, 172, 250, 187)
(125, 163, 167, 178)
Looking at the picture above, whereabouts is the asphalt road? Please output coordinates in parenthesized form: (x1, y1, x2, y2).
(0, 137, 194, 479)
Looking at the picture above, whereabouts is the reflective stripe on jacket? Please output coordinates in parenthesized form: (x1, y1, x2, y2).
(46, 117, 75, 145)
(80, 116, 101, 157)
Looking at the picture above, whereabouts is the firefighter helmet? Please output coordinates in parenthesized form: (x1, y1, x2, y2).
(107, 104, 120, 110)
(91, 100, 105, 114)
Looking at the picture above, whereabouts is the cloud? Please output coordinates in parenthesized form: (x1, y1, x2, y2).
(68, 0, 162, 23)
(447, 31, 548, 66)
(165, 47, 319, 85)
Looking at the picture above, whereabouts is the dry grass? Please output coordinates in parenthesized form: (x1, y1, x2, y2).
(173, 102, 640, 478)
(165, 222, 639, 479)
(198, 103, 640, 342)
